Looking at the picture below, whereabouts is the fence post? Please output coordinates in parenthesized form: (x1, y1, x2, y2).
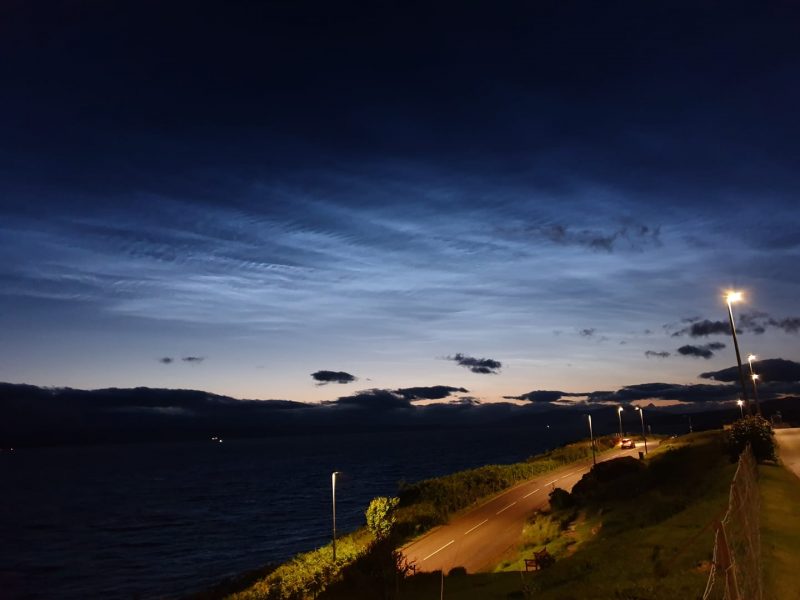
(716, 521, 741, 600)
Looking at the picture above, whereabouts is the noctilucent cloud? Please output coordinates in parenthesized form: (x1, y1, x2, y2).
(1, 2, 799, 403)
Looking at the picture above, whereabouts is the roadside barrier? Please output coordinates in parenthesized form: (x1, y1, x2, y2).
(702, 445, 762, 600)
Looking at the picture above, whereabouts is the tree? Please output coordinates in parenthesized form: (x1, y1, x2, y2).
(366, 496, 400, 541)
(727, 415, 777, 462)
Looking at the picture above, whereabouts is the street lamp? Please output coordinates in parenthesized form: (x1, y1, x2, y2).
(635, 406, 648, 454)
(725, 291, 750, 410)
(332, 471, 341, 562)
(617, 406, 624, 440)
(587, 414, 596, 467)
(747, 354, 762, 415)
(737, 399, 744, 419)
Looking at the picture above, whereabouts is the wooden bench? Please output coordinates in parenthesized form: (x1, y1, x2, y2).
(525, 547, 555, 571)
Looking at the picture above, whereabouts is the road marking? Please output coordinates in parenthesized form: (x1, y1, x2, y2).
(464, 519, 488, 535)
(523, 487, 541, 498)
(545, 479, 558, 486)
(422, 539, 455, 561)
(496, 501, 516, 515)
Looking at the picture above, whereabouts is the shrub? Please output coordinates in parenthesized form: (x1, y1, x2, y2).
(727, 415, 776, 462)
(366, 496, 400, 541)
(549, 487, 574, 511)
(571, 457, 646, 505)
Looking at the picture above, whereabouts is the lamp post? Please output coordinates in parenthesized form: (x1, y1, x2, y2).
(737, 399, 744, 419)
(331, 471, 340, 562)
(747, 354, 762, 416)
(725, 291, 750, 411)
(636, 407, 648, 454)
(617, 406, 624, 440)
(587, 414, 596, 467)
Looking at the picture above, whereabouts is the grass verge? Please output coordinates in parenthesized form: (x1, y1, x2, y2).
(760, 463, 800, 600)
(386, 431, 734, 600)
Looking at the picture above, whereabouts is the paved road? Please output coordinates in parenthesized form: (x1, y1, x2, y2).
(775, 428, 800, 480)
(401, 446, 641, 573)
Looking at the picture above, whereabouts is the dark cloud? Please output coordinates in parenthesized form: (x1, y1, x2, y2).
(678, 345, 713, 359)
(738, 311, 768, 335)
(700, 358, 800, 383)
(588, 382, 740, 403)
(505, 390, 563, 403)
(395, 386, 468, 400)
(536, 223, 660, 253)
(448, 396, 481, 406)
(447, 353, 502, 374)
(182, 356, 205, 363)
(159, 357, 174, 364)
(504, 390, 588, 403)
(671, 319, 732, 337)
(768, 317, 800, 334)
(330, 389, 412, 410)
(311, 370, 357, 385)
(644, 350, 671, 359)
(671, 312, 800, 337)
(677, 343, 725, 359)
(579, 328, 596, 338)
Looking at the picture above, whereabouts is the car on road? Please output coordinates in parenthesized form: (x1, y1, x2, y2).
(620, 438, 636, 449)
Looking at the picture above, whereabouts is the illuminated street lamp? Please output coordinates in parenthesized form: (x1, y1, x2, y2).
(725, 291, 750, 411)
(587, 414, 596, 467)
(635, 406, 648, 454)
(332, 471, 341, 562)
(747, 354, 762, 415)
(617, 406, 624, 440)
(737, 399, 744, 419)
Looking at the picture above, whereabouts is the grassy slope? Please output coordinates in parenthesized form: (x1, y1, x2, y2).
(760, 463, 800, 600)
(392, 431, 735, 600)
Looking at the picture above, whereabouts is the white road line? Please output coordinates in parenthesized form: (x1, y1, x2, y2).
(464, 519, 488, 535)
(422, 539, 455, 561)
(545, 479, 558, 486)
(496, 501, 516, 515)
(523, 487, 541, 498)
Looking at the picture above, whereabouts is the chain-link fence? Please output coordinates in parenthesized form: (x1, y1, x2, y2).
(703, 445, 762, 600)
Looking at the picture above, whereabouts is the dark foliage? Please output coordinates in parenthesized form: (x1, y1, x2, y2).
(319, 538, 412, 600)
(571, 457, 647, 505)
(548, 487, 575, 511)
(727, 415, 777, 462)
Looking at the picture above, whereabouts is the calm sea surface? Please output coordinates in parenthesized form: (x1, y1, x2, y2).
(0, 425, 574, 599)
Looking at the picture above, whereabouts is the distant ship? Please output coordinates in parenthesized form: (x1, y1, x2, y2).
(211, 436, 223, 443)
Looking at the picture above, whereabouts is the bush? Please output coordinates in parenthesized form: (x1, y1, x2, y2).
(549, 487, 574, 511)
(571, 457, 646, 505)
(727, 415, 777, 462)
(366, 497, 400, 541)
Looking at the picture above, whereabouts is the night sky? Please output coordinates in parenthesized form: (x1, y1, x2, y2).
(2, 1, 799, 405)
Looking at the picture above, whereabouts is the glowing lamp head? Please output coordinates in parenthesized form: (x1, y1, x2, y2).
(748, 354, 757, 362)
(752, 374, 759, 381)
(737, 399, 744, 407)
(726, 291, 743, 304)
(617, 406, 623, 413)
